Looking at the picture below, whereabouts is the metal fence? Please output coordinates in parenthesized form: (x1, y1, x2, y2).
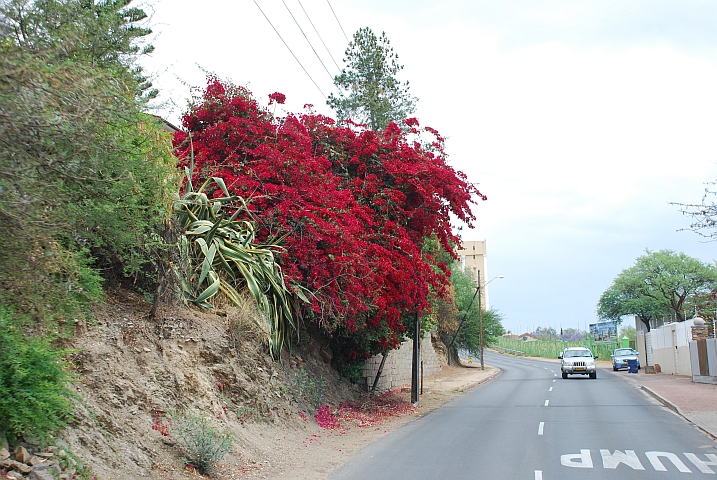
(494, 337, 617, 361)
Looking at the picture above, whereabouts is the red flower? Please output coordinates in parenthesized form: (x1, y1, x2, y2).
(268, 92, 286, 105)
(174, 77, 484, 359)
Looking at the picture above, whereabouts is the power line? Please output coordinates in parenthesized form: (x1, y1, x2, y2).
(326, 0, 350, 43)
(282, 0, 334, 81)
(297, 0, 342, 74)
(254, 0, 327, 100)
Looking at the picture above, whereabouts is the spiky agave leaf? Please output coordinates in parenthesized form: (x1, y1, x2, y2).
(176, 174, 304, 358)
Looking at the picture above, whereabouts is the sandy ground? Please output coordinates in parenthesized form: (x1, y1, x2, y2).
(210, 362, 501, 480)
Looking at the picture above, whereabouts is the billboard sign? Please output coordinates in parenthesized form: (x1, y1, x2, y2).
(589, 321, 617, 342)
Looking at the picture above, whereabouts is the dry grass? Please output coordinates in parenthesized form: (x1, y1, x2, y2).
(224, 291, 268, 351)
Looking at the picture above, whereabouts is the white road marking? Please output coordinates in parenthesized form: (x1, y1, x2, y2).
(646, 452, 692, 473)
(544, 367, 548, 370)
(561, 450, 713, 473)
(685, 453, 717, 473)
(552, 379, 556, 382)
(538, 422, 544, 435)
(562, 450, 594, 468)
(544, 400, 549, 406)
(553, 374, 557, 377)
(550, 369, 555, 373)
(535, 470, 542, 480)
(549, 387, 553, 392)
(601, 450, 644, 470)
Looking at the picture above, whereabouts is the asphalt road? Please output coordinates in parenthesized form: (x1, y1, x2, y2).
(329, 351, 717, 480)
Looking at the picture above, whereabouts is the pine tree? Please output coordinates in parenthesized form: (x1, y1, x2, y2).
(327, 27, 417, 130)
(1, 0, 157, 100)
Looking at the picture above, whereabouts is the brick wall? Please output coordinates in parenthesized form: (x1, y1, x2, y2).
(363, 334, 443, 392)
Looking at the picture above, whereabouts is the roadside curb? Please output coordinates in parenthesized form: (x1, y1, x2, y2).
(461, 368, 503, 391)
(617, 373, 685, 415)
(639, 385, 683, 416)
(619, 374, 717, 441)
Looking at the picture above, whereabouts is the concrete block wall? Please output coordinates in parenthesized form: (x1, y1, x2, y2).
(363, 334, 443, 393)
(647, 320, 695, 375)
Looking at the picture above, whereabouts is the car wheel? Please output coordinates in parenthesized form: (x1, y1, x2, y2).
(589, 372, 597, 379)
(613, 365, 618, 371)
(562, 371, 568, 379)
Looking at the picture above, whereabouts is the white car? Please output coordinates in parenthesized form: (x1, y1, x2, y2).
(559, 347, 597, 379)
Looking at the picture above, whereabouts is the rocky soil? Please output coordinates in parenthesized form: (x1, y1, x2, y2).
(1, 289, 497, 480)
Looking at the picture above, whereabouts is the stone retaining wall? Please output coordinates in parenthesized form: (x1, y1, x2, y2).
(363, 334, 443, 392)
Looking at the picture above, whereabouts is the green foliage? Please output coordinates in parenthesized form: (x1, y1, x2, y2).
(421, 234, 458, 336)
(2, 0, 157, 101)
(597, 249, 717, 330)
(176, 172, 301, 358)
(0, 3, 179, 323)
(0, 308, 75, 444)
(337, 360, 366, 385)
(449, 265, 505, 354)
(328, 27, 417, 130)
(620, 325, 636, 343)
(171, 412, 233, 475)
(295, 369, 327, 410)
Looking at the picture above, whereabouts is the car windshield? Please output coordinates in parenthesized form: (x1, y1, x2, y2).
(564, 350, 592, 358)
(614, 349, 634, 356)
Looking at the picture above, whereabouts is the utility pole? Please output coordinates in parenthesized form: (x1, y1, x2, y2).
(478, 269, 484, 370)
(411, 311, 420, 405)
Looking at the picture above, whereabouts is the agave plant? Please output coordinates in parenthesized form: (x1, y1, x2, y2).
(176, 168, 304, 357)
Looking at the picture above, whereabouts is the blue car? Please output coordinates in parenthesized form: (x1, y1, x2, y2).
(611, 348, 640, 371)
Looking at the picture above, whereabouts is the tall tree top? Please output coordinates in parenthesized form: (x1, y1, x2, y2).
(327, 27, 417, 131)
(1, 0, 156, 100)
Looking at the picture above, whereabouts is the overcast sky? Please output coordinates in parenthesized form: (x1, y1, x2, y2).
(145, 0, 717, 335)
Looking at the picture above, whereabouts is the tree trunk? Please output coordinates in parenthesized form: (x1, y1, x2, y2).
(439, 333, 461, 366)
(149, 218, 180, 320)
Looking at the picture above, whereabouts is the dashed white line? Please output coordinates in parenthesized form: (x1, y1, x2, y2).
(538, 422, 544, 435)
(544, 367, 548, 370)
(552, 379, 556, 382)
(549, 387, 553, 392)
(535, 470, 543, 480)
(544, 400, 550, 406)
(554, 374, 557, 377)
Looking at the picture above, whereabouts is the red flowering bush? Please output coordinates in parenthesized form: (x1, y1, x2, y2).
(174, 77, 483, 359)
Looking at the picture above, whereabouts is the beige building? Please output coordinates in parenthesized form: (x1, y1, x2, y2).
(456, 240, 490, 308)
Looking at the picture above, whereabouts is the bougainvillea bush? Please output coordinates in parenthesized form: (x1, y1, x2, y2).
(174, 77, 483, 361)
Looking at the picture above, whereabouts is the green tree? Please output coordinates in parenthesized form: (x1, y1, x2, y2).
(2, 0, 157, 100)
(597, 249, 717, 331)
(0, 1, 178, 321)
(448, 265, 505, 358)
(327, 27, 417, 130)
(619, 325, 636, 344)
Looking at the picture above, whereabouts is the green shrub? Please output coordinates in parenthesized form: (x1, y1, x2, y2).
(0, 308, 75, 444)
(171, 412, 233, 475)
(337, 360, 366, 385)
(176, 172, 303, 358)
(295, 369, 327, 410)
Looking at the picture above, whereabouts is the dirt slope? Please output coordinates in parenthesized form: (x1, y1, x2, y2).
(43, 289, 492, 480)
